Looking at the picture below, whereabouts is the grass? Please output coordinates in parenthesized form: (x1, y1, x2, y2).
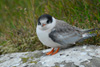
(0, 0, 100, 54)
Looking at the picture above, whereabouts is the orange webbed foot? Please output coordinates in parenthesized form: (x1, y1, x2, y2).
(52, 47, 60, 55)
(46, 48, 54, 55)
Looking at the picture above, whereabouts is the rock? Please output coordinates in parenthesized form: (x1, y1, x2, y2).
(0, 45, 100, 67)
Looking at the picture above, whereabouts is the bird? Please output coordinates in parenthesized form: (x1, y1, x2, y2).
(36, 14, 100, 55)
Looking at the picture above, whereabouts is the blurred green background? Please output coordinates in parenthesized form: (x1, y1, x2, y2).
(0, 0, 100, 55)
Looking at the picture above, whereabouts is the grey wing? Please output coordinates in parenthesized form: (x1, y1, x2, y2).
(49, 20, 83, 45)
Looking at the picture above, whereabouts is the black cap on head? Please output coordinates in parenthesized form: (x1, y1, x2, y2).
(38, 14, 53, 25)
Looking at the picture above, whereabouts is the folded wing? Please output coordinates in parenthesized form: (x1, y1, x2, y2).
(49, 20, 82, 45)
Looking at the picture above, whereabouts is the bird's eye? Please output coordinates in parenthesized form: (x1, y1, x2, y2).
(47, 20, 49, 24)
(38, 21, 41, 25)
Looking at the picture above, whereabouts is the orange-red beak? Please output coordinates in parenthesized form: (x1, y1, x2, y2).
(42, 24, 46, 27)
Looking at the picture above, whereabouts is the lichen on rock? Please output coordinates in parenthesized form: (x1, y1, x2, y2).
(0, 45, 100, 67)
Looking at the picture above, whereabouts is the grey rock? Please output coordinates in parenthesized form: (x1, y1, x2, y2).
(0, 45, 100, 67)
(81, 57, 100, 67)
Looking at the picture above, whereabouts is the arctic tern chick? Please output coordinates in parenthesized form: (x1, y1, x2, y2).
(36, 14, 99, 55)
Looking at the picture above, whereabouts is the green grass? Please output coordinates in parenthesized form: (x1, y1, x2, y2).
(0, 0, 100, 54)
(0, 0, 47, 54)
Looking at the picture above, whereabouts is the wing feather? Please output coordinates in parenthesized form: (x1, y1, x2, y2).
(49, 20, 82, 45)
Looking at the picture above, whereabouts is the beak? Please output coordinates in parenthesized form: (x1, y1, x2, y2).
(42, 24, 46, 27)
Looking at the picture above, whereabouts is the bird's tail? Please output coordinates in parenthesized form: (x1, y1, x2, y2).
(83, 28, 100, 33)
(77, 28, 100, 42)
(77, 33, 97, 42)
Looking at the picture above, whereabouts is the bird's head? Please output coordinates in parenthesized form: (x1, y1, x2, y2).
(37, 14, 56, 31)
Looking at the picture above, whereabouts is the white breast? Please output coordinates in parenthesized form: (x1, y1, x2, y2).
(36, 27, 61, 48)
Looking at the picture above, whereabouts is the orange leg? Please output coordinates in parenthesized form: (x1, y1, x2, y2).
(52, 47, 60, 55)
(46, 48, 54, 55)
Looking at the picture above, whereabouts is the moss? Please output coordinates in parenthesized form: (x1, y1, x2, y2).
(21, 57, 29, 63)
(29, 61, 37, 64)
(0, 61, 4, 63)
(54, 66, 60, 67)
(30, 56, 34, 59)
(25, 53, 28, 55)
(34, 53, 42, 58)
(13, 66, 16, 67)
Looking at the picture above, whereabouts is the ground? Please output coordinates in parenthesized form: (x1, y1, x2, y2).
(0, 45, 100, 67)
